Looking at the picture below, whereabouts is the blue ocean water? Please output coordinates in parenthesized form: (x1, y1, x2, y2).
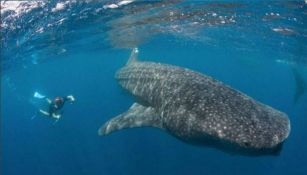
(1, 1, 307, 175)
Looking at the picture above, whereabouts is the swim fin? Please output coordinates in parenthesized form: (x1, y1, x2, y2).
(34, 91, 46, 99)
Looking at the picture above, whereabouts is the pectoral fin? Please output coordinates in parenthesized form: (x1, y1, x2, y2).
(98, 103, 162, 136)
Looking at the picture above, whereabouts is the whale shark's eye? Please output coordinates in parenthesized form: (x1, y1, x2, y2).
(243, 141, 251, 147)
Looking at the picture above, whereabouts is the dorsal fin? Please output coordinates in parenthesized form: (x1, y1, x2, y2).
(98, 103, 163, 136)
(127, 47, 139, 65)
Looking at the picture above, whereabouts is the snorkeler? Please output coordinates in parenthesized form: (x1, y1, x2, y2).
(39, 95, 75, 120)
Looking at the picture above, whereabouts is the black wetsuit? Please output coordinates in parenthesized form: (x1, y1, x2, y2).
(49, 97, 68, 116)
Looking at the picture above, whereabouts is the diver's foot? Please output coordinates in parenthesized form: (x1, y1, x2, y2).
(53, 114, 61, 119)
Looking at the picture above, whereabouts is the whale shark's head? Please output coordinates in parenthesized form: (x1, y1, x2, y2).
(169, 100, 291, 156)
(177, 108, 290, 156)
(199, 106, 290, 156)
(233, 110, 290, 150)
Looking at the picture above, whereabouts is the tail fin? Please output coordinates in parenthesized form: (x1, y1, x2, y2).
(127, 48, 139, 65)
(292, 67, 306, 103)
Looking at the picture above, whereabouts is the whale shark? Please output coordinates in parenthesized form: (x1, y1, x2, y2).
(99, 48, 290, 155)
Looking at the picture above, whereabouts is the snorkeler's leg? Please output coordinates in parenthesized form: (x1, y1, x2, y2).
(52, 113, 61, 119)
(39, 109, 50, 116)
(46, 98, 52, 104)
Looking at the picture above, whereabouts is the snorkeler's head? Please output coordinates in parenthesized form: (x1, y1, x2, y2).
(54, 97, 63, 105)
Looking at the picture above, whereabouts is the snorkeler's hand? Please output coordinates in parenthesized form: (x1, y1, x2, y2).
(67, 95, 75, 102)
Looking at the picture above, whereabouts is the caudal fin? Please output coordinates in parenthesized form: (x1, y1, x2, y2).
(292, 67, 306, 103)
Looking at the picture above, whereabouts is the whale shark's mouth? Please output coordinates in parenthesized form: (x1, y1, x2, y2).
(174, 131, 285, 156)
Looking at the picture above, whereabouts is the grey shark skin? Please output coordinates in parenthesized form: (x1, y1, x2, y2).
(99, 48, 290, 156)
